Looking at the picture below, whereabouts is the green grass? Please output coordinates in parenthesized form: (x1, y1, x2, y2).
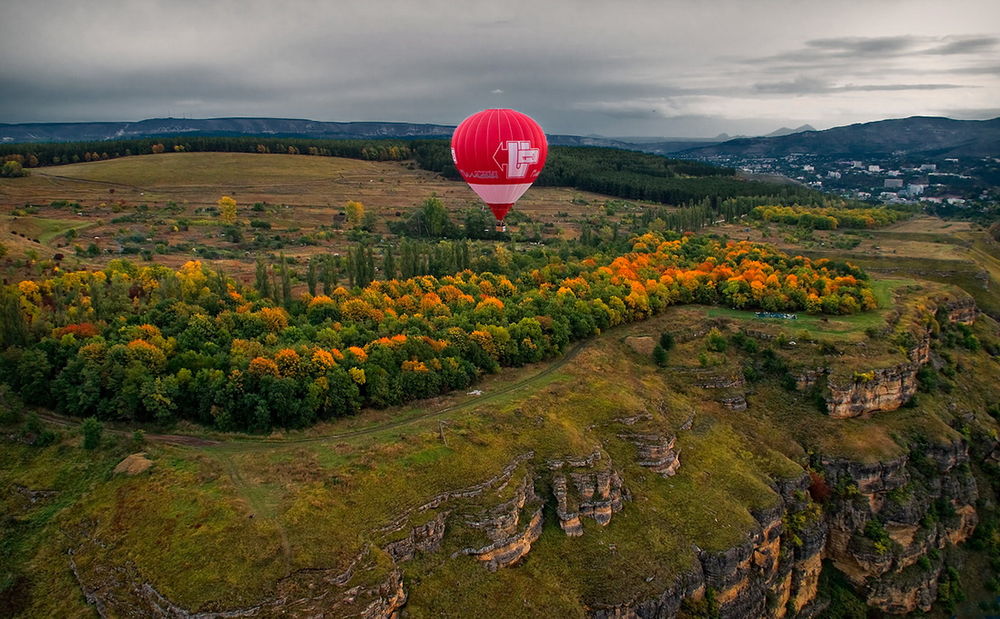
(705, 277, 912, 341)
(4, 215, 95, 244)
(39, 152, 385, 187)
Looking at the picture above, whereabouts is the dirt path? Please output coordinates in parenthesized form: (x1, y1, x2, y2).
(35, 339, 587, 451)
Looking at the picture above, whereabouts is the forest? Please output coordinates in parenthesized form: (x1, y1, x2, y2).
(749, 204, 915, 229)
(1, 232, 875, 432)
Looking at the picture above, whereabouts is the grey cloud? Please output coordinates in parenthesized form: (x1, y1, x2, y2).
(926, 36, 998, 55)
(0, 0, 998, 136)
(754, 77, 968, 94)
(749, 34, 999, 67)
(806, 35, 923, 56)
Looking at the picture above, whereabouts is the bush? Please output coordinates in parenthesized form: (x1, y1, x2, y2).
(652, 344, 668, 367)
(658, 332, 675, 351)
(706, 328, 728, 352)
(21, 413, 56, 447)
(81, 416, 103, 450)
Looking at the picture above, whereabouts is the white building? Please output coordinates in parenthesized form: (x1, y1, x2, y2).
(827, 171, 842, 179)
(868, 165, 882, 173)
(919, 163, 937, 172)
(905, 184, 926, 196)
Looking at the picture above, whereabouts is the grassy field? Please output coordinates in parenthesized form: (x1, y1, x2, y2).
(0, 152, 662, 280)
(706, 277, 910, 341)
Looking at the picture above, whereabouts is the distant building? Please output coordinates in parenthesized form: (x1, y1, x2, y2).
(919, 163, 937, 172)
(905, 184, 926, 196)
(827, 171, 841, 179)
(802, 165, 814, 172)
(868, 165, 882, 173)
(851, 161, 864, 168)
(884, 178, 904, 188)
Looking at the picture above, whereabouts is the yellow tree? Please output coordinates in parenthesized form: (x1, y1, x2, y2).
(218, 196, 238, 225)
(345, 200, 365, 227)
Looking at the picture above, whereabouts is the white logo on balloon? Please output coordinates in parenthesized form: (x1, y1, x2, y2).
(494, 140, 539, 179)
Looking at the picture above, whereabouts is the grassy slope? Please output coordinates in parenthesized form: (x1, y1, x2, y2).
(3, 278, 998, 616)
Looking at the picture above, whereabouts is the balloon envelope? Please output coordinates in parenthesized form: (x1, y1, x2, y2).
(451, 109, 548, 222)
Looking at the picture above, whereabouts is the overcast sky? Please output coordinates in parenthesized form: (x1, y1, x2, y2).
(1, 0, 998, 137)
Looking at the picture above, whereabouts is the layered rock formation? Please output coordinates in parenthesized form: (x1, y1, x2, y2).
(825, 364, 920, 419)
(820, 439, 978, 614)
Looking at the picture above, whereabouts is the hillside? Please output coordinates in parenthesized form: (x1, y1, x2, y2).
(3, 148, 1000, 617)
(683, 116, 1000, 159)
(2, 277, 999, 617)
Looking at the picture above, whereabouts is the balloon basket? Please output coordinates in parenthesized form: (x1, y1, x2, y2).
(495, 222, 507, 233)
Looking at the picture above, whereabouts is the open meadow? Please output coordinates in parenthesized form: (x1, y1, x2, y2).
(1, 152, 654, 283)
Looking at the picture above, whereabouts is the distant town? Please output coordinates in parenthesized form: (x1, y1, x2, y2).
(696, 153, 1000, 212)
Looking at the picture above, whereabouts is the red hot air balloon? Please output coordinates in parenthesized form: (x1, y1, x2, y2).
(451, 108, 548, 228)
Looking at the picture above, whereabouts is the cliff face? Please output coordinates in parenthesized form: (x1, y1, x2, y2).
(820, 439, 978, 614)
(825, 364, 920, 419)
(589, 474, 827, 619)
(942, 297, 978, 325)
(819, 290, 977, 419)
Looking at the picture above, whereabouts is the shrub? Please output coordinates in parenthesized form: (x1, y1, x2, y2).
(21, 413, 56, 447)
(81, 416, 103, 450)
(706, 328, 728, 352)
(652, 344, 668, 367)
(658, 332, 675, 351)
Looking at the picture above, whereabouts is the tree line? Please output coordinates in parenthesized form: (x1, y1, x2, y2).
(1, 233, 877, 432)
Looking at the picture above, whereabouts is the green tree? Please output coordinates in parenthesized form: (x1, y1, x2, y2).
(255, 259, 271, 299)
(306, 259, 318, 296)
(383, 247, 397, 280)
(279, 253, 292, 306)
(0, 285, 28, 347)
(81, 416, 102, 449)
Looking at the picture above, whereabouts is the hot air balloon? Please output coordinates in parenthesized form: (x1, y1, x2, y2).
(451, 108, 548, 231)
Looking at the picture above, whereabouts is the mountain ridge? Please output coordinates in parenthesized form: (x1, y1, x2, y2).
(682, 116, 1000, 158)
(3, 115, 997, 159)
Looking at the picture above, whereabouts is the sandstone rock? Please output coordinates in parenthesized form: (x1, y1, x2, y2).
(620, 433, 680, 477)
(825, 364, 919, 419)
(113, 453, 153, 476)
(383, 511, 448, 562)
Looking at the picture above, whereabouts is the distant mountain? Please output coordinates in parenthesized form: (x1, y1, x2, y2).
(763, 124, 816, 138)
(0, 116, 704, 154)
(682, 116, 1000, 159)
(0, 117, 457, 143)
(0, 116, 727, 157)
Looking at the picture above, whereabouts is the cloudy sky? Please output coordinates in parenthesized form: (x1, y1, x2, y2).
(1, 0, 998, 137)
